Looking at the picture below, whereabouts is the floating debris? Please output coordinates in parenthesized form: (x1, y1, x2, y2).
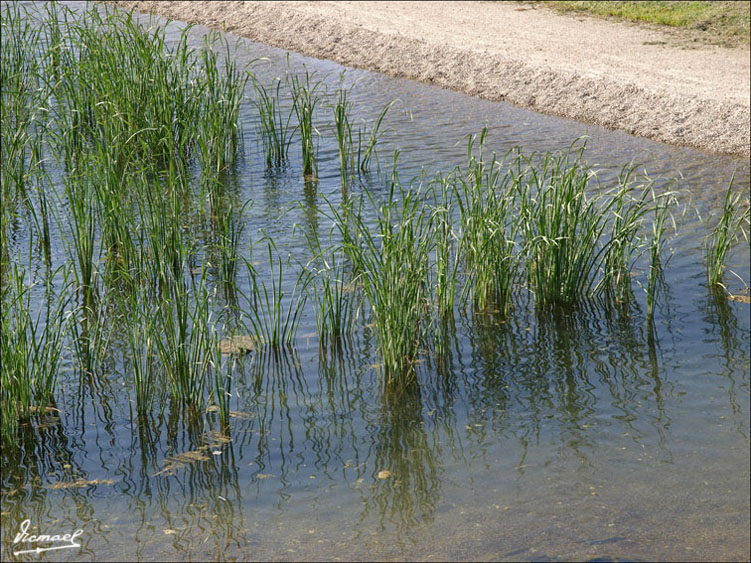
(219, 334, 257, 355)
(728, 293, 751, 303)
(206, 431, 232, 444)
(153, 433, 233, 476)
(229, 410, 256, 420)
(47, 478, 116, 490)
(377, 470, 393, 479)
(173, 450, 211, 463)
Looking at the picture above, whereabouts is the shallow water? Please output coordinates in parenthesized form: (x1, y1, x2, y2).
(1, 3, 749, 561)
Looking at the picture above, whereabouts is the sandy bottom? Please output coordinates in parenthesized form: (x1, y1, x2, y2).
(107, 1, 750, 158)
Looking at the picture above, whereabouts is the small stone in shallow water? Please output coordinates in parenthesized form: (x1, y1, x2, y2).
(219, 335, 257, 355)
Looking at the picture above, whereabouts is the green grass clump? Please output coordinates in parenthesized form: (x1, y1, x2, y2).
(333, 86, 355, 193)
(518, 147, 610, 306)
(331, 82, 395, 194)
(152, 276, 218, 411)
(0, 2, 48, 200)
(254, 77, 295, 168)
(454, 131, 519, 315)
(0, 265, 70, 440)
(429, 175, 460, 319)
(601, 173, 654, 304)
(305, 227, 359, 349)
(289, 69, 321, 179)
(335, 164, 433, 383)
(239, 242, 309, 351)
(542, 1, 750, 47)
(195, 33, 249, 178)
(705, 178, 750, 290)
(646, 190, 676, 322)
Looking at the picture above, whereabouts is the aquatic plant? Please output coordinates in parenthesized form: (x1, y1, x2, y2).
(239, 241, 309, 350)
(305, 228, 358, 348)
(289, 68, 321, 178)
(333, 86, 355, 192)
(126, 294, 158, 419)
(0, 2, 48, 200)
(254, 76, 295, 167)
(517, 145, 624, 307)
(195, 32, 249, 178)
(152, 275, 217, 410)
(357, 99, 395, 174)
(646, 190, 675, 322)
(0, 264, 70, 440)
(601, 172, 653, 303)
(336, 161, 433, 383)
(64, 169, 100, 311)
(332, 85, 395, 191)
(705, 177, 750, 290)
(429, 174, 460, 319)
(211, 349, 233, 430)
(454, 131, 519, 315)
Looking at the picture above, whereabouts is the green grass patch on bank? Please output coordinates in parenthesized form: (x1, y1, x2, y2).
(540, 1, 750, 47)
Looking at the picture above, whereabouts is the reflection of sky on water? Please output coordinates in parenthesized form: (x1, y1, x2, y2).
(1, 2, 749, 561)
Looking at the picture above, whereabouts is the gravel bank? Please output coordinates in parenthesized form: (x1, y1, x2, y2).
(109, 1, 751, 157)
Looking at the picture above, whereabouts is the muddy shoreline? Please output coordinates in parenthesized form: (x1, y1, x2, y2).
(107, 1, 750, 158)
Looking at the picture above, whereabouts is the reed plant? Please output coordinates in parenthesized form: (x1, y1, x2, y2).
(239, 242, 309, 350)
(430, 177, 461, 319)
(646, 190, 675, 322)
(335, 170, 433, 383)
(64, 169, 100, 311)
(211, 348, 233, 430)
(70, 291, 114, 376)
(332, 86, 395, 190)
(518, 146, 614, 306)
(454, 132, 519, 315)
(0, 264, 70, 439)
(289, 69, 321, 178)
(216, 199, 249, 289)
(89, 146, 140, 283)
(152, 275, 217, 410)
(333, 87, 355, 192)
(126, 294, 158, 419)
(304, 228, 358, 348)
(705, 177, 750, 290)
(139, 164, 194, 293)
(356, 100, 395, 174)
(67, 6, 201, 168)
(0, 2, 48, 201)
(254, 77, 294, 167)
(195, 33, 249, 177)
(601, 172, 653, 303)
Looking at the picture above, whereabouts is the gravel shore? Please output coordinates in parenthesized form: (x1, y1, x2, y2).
(110, 1, 751, 157)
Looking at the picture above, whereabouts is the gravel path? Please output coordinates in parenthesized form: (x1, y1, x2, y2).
(110, 1, 751, 157)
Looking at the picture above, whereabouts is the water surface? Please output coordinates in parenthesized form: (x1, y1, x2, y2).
(1, 3, 749, 561)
